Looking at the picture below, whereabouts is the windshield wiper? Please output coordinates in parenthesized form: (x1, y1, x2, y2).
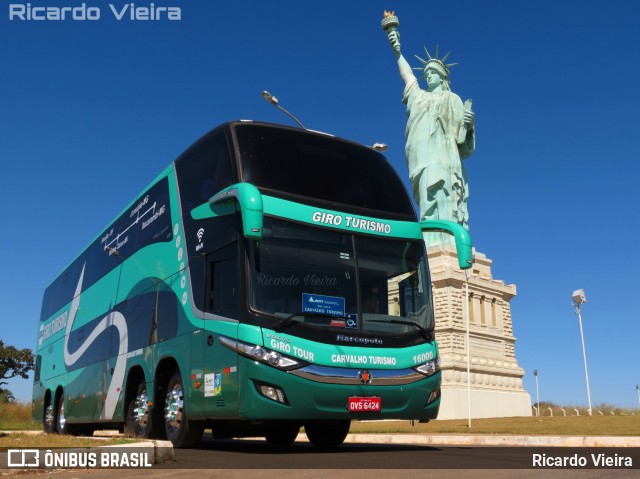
(274, 312, 351, 331)
(368, 319, 431, 340)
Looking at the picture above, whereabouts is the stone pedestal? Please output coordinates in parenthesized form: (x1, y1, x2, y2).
(427, 246, 532, 419)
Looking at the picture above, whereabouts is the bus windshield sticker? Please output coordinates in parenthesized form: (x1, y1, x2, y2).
(346, 314, 358, 330)
(302, 293, 345, 317)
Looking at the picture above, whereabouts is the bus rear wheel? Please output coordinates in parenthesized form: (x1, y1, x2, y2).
(43, 400, 55, 433)
(55, 394, 68, 435)
(304, 420, 350, 449)
(264, 421, 300, 447)
(163, 370, 203, 448)
(125, 381, 152, 438)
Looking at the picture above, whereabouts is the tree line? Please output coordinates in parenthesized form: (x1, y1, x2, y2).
(0, 339, 34, 403)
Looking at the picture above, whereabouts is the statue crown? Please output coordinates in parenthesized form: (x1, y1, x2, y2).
(413, 46, 458, 79)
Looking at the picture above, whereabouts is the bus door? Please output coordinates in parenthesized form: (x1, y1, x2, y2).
(202, 242, 240, 417)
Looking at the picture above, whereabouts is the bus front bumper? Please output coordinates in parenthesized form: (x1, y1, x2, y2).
(236, 356, 441, 421)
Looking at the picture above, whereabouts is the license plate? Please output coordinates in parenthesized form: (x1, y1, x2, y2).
(348, 396, 381, 412)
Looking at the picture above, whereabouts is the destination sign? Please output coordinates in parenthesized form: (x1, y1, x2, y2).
(311, 211, 392, 234)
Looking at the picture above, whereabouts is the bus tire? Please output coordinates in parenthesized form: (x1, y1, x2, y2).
(55, 394, 68, 435)
(163, 370, 203, 448)
(43, 399, 55, 434)
(125, 381, 152, 438)
(264, 421, 300, 447)
(304, 420, 350, 449)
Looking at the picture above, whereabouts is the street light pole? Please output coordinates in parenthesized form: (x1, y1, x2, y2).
(261, 91, 306, 129)
(464, 270, 472, 428)
(572, 289, 593, 416)
(534, 370, 540, 417)
(636, 385, 639, 409)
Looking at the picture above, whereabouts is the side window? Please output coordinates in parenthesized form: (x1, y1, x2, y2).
(176, 132, 234, 218)
(206, 244, 238, 318)
(176, 132, 237, 312)
(34, 355, 42, 383)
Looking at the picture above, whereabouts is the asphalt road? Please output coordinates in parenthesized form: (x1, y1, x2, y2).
(156, 437, 640, 471)
(165, 438, 542, 469)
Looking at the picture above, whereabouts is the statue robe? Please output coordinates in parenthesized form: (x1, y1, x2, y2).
(403, 79, 475, 236)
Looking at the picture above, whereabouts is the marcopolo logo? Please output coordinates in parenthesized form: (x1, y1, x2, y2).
(8, 2, 182, 22)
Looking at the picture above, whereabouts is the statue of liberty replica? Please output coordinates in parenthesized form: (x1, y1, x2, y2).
(383, 11, 475, 247)
(382, 12, 532, 420)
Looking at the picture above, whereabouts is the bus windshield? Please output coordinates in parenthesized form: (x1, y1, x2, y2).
(234, 123, 416, 219)
(249, 216, 434, 335)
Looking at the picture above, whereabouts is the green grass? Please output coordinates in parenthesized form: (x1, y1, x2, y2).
(0, 402, 39, 430)
(351, 415, 640, 436)
(0, 432, 136, 448)
(0, 402, 137, 448)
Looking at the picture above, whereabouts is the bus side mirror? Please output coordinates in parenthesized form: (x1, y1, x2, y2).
(419, 220, 473, 270)
(191, 183, 264, 240)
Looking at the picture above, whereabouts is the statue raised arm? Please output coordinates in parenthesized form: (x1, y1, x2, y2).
(382, 11, 476, 247)
(386, 27, 416, 87)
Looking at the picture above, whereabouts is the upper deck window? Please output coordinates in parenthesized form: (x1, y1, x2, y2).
(175, 131, 234, 218)
(234, 124, 416, 220)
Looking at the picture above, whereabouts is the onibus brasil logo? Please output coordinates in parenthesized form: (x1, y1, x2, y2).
(6, 448, 152, 468)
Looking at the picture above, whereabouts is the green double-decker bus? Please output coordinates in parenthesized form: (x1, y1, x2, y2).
(33, 121, 472, 448)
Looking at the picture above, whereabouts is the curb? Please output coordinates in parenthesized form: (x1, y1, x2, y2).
(106, 440, 174, 463)
(344, 433, 640, 448)
(0, 432, 174, 465)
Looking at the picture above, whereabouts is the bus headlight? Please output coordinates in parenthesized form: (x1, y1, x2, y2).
(219, 335, 305, 371)
(414, 356, 441, 377)
(254, 381, 289, 405)
(267, 351, 281, 366)
(427, 387, 441, 405)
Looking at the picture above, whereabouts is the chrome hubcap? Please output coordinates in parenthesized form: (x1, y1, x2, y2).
(57, 401, 65, 431)
(45, 404, 54, 431)
(133, 390, 149, 432)
(164, 385, 184, 436)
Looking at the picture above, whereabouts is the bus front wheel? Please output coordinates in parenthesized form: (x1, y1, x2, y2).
(264, 421, 300, 447)
(304, 420, 350, 449)
(163, 370, 204, 448)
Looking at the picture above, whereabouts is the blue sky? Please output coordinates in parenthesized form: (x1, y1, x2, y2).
(1, 0, 639, 409)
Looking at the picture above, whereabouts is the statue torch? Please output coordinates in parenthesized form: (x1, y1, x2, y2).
(381, 11, 400, 51)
